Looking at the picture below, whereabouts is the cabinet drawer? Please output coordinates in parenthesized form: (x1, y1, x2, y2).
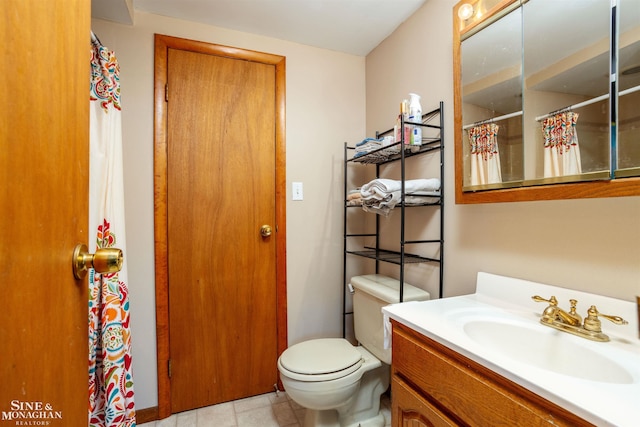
(392, 321, 593, 427)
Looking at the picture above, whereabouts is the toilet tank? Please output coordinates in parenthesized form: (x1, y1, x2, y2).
(351, 274, 430, 364)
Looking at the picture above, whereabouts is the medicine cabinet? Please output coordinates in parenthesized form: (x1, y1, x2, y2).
(453, 0, 640, 203)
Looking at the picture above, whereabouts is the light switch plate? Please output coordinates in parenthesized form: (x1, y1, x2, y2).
(292, 182, 303, 201)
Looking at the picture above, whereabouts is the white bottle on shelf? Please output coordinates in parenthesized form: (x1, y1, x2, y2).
(408, 93, 422, 152)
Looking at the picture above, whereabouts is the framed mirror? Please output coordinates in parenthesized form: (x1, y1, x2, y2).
(617, 0, 640, 177)
(453, 0, 640, 203)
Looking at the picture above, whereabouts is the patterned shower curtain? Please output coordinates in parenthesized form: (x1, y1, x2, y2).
(542, 111, 582, 178)
(468, 123, 502, 185)
(89, 33, 136, 426)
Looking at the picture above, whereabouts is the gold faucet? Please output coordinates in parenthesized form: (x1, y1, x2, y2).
(532, 295, 581, 326)
(532, 295, 628, 342)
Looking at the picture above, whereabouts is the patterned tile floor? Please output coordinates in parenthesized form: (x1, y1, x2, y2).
(138, 391, 392, 427)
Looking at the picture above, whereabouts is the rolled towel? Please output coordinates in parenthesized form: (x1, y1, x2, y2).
(404, 195, 440, 205)
(362, 192, 440, 215)
(362, 200, 393, 216)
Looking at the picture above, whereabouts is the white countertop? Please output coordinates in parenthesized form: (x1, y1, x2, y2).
(382, 272, 640, 427)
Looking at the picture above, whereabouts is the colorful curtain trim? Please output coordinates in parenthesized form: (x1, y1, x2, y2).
(542, 111, 582, 177)
(469, 123, 500, 160)
(542, 112, 579, 153)
(89, 33, 136, 427)
(90, 37, 121, 112)
(468, 123, 502, 185)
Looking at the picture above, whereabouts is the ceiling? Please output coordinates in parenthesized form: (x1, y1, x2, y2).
(91, 0, 427, 56)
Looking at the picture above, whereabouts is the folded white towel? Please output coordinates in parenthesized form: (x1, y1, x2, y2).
(360, 178, 440, 199)
(359, 179, 441, 216)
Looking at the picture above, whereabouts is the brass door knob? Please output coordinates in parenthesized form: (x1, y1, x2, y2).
(73, 244, 123, 279)
(260, 225, 272, 237)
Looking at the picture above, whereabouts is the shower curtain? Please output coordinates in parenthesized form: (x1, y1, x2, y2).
(542, 111, 582, 178)
(468, 123, 502, 185)
(89, 33, 136, 426)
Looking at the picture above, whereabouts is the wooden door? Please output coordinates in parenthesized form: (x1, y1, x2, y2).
(153, 35, 287, 416)
(0, 0, 89, 425)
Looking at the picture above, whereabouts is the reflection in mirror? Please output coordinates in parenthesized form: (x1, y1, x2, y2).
(523, 0, 611, 184)
(617, 0, 640, 176)
(461, 6, 523, 189)
(454, 0, 640, 203)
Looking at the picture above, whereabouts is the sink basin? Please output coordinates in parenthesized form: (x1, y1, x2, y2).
(383, 274, 640, 426)
(463, 318, 634, 384)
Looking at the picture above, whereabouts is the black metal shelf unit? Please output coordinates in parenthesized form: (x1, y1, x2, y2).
(342, 101, 444, 338)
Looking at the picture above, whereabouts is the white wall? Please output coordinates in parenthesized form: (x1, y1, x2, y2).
(91, 12, 365, 410)
(366, 1, 640, 299)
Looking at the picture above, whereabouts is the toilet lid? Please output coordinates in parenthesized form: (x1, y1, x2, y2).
(279, 338, 362, 379)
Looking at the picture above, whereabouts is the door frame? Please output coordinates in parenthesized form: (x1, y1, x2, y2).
(153, 34, 287, 419)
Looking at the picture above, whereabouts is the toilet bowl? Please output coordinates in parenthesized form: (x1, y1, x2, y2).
(277, 275, 430, 427)
(277, 338, 389, 427)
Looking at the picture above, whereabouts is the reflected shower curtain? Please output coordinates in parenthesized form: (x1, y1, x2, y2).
(468, 123, 502, 185)
(542, 112, 582, 177)
(89, 34, 136, 426)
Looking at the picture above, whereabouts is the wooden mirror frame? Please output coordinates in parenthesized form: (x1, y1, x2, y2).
(453, 0, 640, 204)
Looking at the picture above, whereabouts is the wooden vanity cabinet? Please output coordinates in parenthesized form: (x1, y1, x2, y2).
(390, 321, 594, 427)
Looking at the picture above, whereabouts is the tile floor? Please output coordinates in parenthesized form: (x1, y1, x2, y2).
(139, 391, 392, 427)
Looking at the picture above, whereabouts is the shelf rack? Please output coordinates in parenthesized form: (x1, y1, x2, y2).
(342, 101, 444, 338)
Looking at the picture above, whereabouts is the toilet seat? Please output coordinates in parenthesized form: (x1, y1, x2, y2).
(279, 338, 363, 382)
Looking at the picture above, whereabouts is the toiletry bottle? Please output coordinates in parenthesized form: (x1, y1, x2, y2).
(394, 102, 402, 143)
(395, 100, 410, 148)
(408, 93, 422, 152)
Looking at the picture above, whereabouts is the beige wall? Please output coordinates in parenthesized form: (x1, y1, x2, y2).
(91, 12, 365, 409)
(367, 0, 640, 311)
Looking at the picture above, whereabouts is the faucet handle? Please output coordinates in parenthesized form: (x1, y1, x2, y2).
(583, 305, 628, 333)
(532, 295, 558, 305)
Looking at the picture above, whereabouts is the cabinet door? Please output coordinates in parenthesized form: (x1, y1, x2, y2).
(392, 377, 457, 427)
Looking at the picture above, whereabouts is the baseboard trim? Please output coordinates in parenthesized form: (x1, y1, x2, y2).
(136, 406, 159, 424)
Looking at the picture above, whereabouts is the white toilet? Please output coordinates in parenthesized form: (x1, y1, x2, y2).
(277, 274, 430, 427)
